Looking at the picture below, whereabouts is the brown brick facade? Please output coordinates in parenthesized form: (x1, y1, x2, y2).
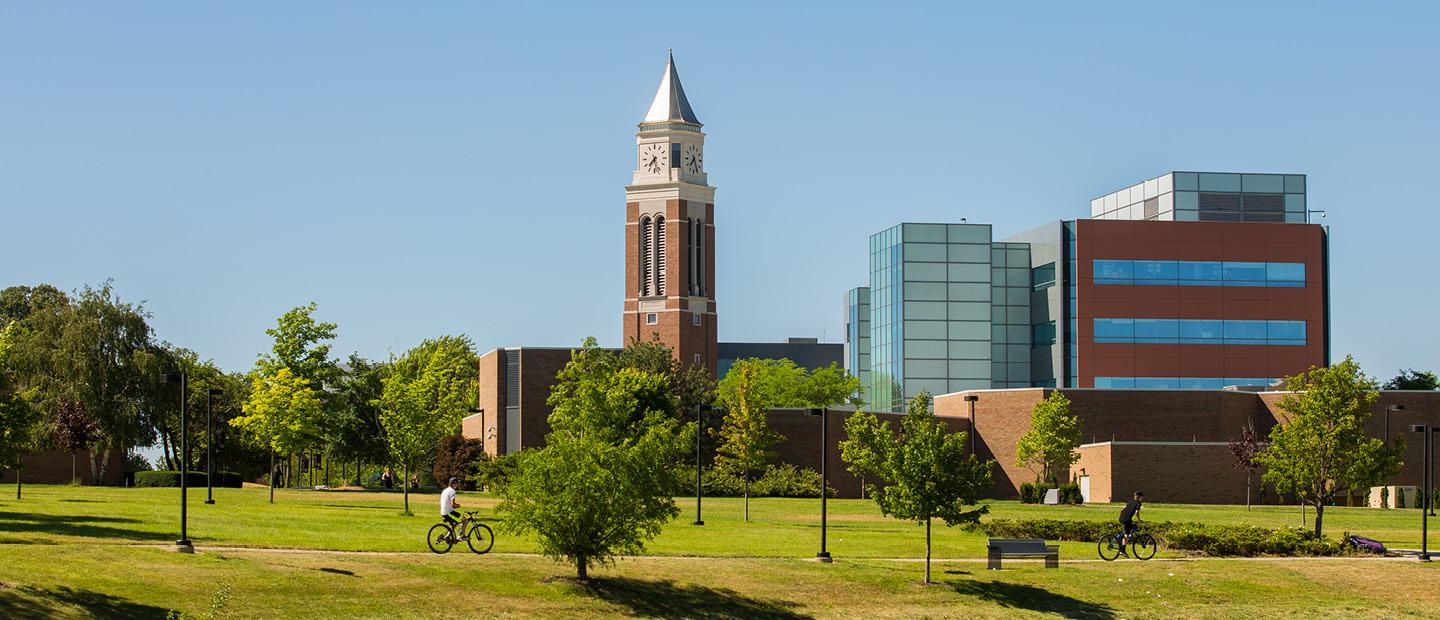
(623, 198, 718, 378)
(1, 449, 127, 486)
(1074, 220, 1327, 386)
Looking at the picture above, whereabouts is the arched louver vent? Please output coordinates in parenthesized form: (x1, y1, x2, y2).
(639, 215, 653, 297)
(654, 216, 666, 296)
(695, 218, 705, 296)
(688, 219, 699, 296)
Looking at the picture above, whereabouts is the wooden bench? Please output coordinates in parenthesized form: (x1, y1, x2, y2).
(987, 538, 1060, 570)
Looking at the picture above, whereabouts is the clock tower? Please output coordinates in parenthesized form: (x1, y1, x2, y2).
(623, 52, 717, 377)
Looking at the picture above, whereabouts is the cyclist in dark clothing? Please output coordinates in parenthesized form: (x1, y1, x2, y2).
(1119, 491, 1144, 549)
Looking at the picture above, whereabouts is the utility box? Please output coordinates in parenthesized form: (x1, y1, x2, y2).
(1368, 485, 1419, 509)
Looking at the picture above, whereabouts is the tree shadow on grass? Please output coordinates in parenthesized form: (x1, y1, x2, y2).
(0, 584, 172, 619)
(0, 511, 170, 541)
(947, 580, 1116, 619)
(583, 577, 811, 620)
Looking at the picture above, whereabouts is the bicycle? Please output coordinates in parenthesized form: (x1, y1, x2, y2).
(427, 510, 494, 555)
(1098, 525, 1157, 561)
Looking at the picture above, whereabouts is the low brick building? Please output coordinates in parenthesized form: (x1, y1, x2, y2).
(935, 387, 1440, 504)
(1, 449, 126, 486)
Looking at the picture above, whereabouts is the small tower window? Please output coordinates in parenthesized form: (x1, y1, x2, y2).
(646, 313, 658, 325)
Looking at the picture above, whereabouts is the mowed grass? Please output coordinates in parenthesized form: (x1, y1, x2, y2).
(1, 485, 1438, 618)
(0, 484, 1433, 557)
(1, 539, 1438, 618)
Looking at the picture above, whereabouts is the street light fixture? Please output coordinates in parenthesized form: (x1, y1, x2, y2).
(693, 404, 711, 526)
(1412, 424, 1438, 561)
(808, 407, 832, 563)
(963, 395, 979, 455)
(205, 388, 223, 505)
(160, 372, 192, 553)
(1385, 404, 1405, 445)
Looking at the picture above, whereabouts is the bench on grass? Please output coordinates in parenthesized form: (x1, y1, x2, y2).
(987, 538, 1060, 570)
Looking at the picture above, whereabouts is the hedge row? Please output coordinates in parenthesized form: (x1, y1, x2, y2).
(1018, 483, 1084, 504)
(133, 470, 244, 488)
(967, 518, 1351, 557)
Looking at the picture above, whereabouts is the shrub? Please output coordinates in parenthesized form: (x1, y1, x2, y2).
(431, 435, 486, 490)
(1018, 482, 1054, 504)
(752, 464, 836, 498)
(1057, 482, 1084, 505)
(134, 471, 206, 488)
(969, 518, 1350, 557)
(472, 450, 523, 492)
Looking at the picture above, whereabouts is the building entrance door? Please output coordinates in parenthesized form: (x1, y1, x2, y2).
(1078, 475, 1091, 503)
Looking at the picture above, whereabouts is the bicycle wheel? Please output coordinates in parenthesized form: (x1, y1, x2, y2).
(1131, 533, 1157, 560)
(1097, 533, 1123, 561)
(427, 523, 454, 554)
(466, 523, 495, 555)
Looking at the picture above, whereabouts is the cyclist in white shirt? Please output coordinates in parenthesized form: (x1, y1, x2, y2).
(440, 477, 462, 526)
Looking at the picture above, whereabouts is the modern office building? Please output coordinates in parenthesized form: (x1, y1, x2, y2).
(842, 287, 871, 391)
(718, 338, 842, 379)
(845, 172, 1330, 409)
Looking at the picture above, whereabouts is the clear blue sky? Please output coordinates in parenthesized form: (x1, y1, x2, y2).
(2, 3, 1436, 379)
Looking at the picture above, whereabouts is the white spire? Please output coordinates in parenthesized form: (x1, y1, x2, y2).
(641, 50, 700, 126)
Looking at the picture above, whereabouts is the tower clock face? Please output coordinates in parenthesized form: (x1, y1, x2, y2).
(683, 144, 703, 174)
(641, 144, 667, 173)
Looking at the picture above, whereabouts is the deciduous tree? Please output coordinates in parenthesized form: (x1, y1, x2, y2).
(1383, 368, 1439, 391)
(230, 368, 325, 503)
(1014, 390, 1083, 486)
(378, 335, 477, 515)
(51, 397, 97, 484)
(712, 360, 785, 521)
(841, 392, 992, 583)
(498, 338, 685, 580)
(1229, 422, 1262, 510)
(0, 323, 42, 499)
(1259, 356, 1403, 537)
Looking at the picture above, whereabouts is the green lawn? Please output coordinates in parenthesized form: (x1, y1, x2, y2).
(0, 485, 1437, 618)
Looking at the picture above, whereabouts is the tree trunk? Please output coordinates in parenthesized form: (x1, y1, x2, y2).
(924, 518, 932, 584)
(743, 475, 750, 522)
(1313, 502, 1324, 538)
(16, 467, 21, 500)
(269, 450, 275, 504)
(1245, 473, 1251, 511)
(403, 463, 410, 515)
(96, 446, 110, 484)
(577, 555, 588, 580)
(71, 452, 77, 485)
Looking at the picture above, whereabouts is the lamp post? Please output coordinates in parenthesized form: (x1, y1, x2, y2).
(1385, 404, 1405, 445)
(205, 388, 223, 505)
(963, 395, 979, 455)
(808, 407, 831, 563)
(160, 372, 192, 553)
(1413, 424, 1438, 561)
(693, 404, 709, 526)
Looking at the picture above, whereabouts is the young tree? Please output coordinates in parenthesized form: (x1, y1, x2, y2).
(1014, 390, 1083, 486)
(0, 322, 42, 499)
(713, 360, 786, 521)
(1383, 368, 1439, 391)
(51, 397, 97, 484)
(841, 392, 992, 583)
(797, 363, 864, 409)
(1228, 422, 1262, 510)
(1259, 357, 1403, 537)
(378, 335, 477, 515)
(230, 368, 324, 503)
(255, 303, 341, 390)
(499, 338, 685, 580)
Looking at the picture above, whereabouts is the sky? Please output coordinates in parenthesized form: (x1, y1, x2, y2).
(2, 2, 1437, 379)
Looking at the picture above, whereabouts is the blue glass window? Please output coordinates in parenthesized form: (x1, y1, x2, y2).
(1094, 260, 1304, 288)
(1096, 318, 1305, 346)
(1094, 318, 1134, 341)
(1095, 377, 1279, 390)
(1094, 260, 1132, 282)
